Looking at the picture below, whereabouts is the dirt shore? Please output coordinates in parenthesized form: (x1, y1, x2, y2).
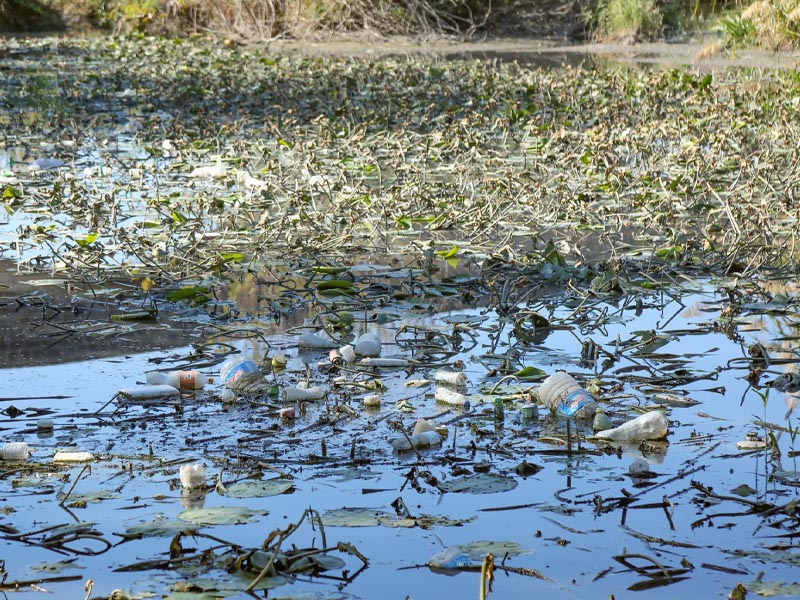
(265, 35, 800, 70)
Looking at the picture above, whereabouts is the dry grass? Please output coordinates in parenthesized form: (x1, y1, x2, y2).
(731, 0, 800, 47)
(76, 0, 499, 39)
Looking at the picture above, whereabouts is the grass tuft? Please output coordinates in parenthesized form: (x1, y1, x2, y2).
(593, 0, 663, 42)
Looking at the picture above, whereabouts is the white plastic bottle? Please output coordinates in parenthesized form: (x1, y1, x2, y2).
(434, 387, 471, 409)
(538, 371, 597, 420)
(146, 370, 206, 390)
(1, 442, 29, 460)
(390, 431, 443, 451)
(434, 370, 468, 387)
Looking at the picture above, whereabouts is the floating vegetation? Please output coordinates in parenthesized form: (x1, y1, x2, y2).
(2, 35, 800, 600)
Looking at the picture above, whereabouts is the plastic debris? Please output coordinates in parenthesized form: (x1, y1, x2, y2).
(117, 384, 180, 401)
(298, 331, 338, 349)
(354, 331, 381, 357)
(1, 442, 29, 460)
(339, 344, 356, 363)
(282, 386, 326, 401)
(413, 417, 437, 435)
(433, 370, 468, 387)
(592, 408, 613, 432)
(364, 394, 381, 407)
(220, 357, 273, 395)
(359, 357, 409, 368)
(429, 547, 473, 570)
(390, 431, 443, 451)
(180, 463, 206, 490)
(594, 411, 668, 442)
(539, 371, 598, 420)
(434, 387, 470, 408)
(54, 451, 95, 462)
(146, 370, 208, 390)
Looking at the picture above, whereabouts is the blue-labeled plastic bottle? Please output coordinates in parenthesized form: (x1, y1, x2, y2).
(539, 371, 598, 420)
(220, 356, 261, 390)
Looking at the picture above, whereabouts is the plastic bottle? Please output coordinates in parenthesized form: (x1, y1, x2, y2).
(1, 442, 29, 460)
(364, 394, 381, 407)
(354, 331, 381, 357)
(146, 370, 207, 390)
(594, 411, 668, 442)
(282, 386, 326, 402)
(54, 451, 94, 462)
(434, 370, 468, 387)
(434, 387, 471, 409)
(220, 356, 262, 390)
(180, 463, 206, 490)
(117, 385, 180, 401)
(538, 371, 597, 420)
(429, 547, 473, 570)
(390, 431, 442, 451)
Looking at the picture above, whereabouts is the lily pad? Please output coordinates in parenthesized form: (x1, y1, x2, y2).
(456, 540, 526, 559)
(126, 515, 193, 538)
(225, 479, 294, 498)
(320, 507, 471, 528)
(438, 474, 518, 494)
(178, 506, 267, 526)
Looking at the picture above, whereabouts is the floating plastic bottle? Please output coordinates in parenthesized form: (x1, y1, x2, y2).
(1, 442, 29, 460)
(118, 385, 180, 401)
(594, 411, 668, 442)
(429, 547, 473, 570)
(390, 431, 443, 451)
(146, 370, 207, 390)
(180, 463, 206, 490)
(363, 394, 381, 407)
(220, 356, 272, 394)
(434, 370, 468, 387)
(359, 357, 409, 368)
(282, 386, 326, 402)
(298, 331, 338, 349)
(354, 331, 381, 357)
(434, 387, 470, 409)
(334, 345, 353, 363)
(538, 371, 597, 420)
(54, 451, 94, 462)
(593, 408, 613, 432)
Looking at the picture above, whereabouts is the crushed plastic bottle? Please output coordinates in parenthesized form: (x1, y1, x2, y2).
(146, 370, 208, 390)
(594, 411, 668, 442)
(428, 547, 473, 570)
(220, 356, 272, 394)
(538, 371, 597, 420)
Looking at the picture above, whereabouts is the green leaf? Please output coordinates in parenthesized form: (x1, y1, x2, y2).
(316, 279, 357, 291)
(436, 244, 459, 258)
(166, 286, 209, 302)
(74, 232, 99, 247)
(171, 211, 188, 224)
(220, 252, 244, 262)
(513, 366, 547, 380)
